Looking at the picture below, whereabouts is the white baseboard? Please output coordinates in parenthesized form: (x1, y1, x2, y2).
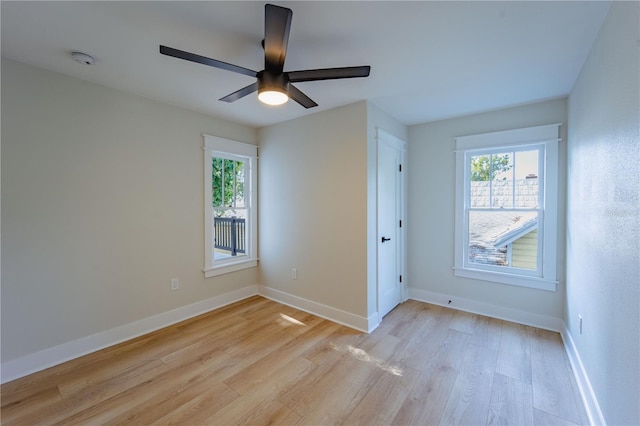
(367, 313, 381, 333)
(258, 285, 373, 333)
(560, 327, 606, 425)
(1, 285, 258, 384)
(408, 288, 564, 332)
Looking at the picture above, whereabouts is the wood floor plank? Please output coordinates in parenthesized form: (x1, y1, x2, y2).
(104, 375, 237, 425)
(376, 300, 443, 340)
(0, 368, 71, 409)
(279, 330, 395, 418)
(275, 310, 327, 337)
(149, 384, 239, 425)
(530, 328, 589, 425)
(440, 343, 499, 425)
(277, 338, 358, 415)
(237, 298, 301, 324)
(296, 333, 404, 425)
(237, 400, 302, 426)
(224, 319, 340, 395)
(233, 296, 278, 319)
(301, 325, 370, 366)
(53, 350, 235, 425)
(5, 359, 169, 425)
(57, 311, 245, 400)
(57, 355, 163, 400)
(470, 315, 502, 350)
(0, 386, 62, 425)
(533, 407, 582, 426)
(487, 372, 534, 425)
(175, 305, 254, 338)
(393, 307, 457, 371)
(496, 321, 532, 383)
(102, 350, 239, 425)
(392, 329, 471, 425)
(391, 364, 459, 425)
(0, 297, 589, 426)
(57, 355, 172, 400)
(206, 356, 313, 425)
(158, 320, 249, 368)
(221, 318, 296, 359)
(276, 351, 344, 416)
(449, 309, 479, 334)
(343, 364, 420, 426)
(173, 296, 263, 334)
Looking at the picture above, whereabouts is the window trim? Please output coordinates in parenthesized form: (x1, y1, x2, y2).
(203, 134, 258, 278)
(454, 124, 560, 291)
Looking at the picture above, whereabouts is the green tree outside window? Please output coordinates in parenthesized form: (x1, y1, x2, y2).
(470, 154, 512, 181)
(212, 157, 245, 211)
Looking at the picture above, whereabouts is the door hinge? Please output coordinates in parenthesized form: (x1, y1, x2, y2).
(399, 164, 402, 172)
(399, 275, 403, 283)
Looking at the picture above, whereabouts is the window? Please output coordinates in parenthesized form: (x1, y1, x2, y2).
(454, 124, 560, 291)
(203, 135, 257, 277)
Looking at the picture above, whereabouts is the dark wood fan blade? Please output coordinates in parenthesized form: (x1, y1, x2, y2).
(160, 45, 257, 78)
(288, 66, 371, 83)
(264, 4, 292, 73)
(288, 84, 318, 109)
(219, 82, 259, 103)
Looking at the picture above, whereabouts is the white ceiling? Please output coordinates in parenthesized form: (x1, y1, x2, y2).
(1, 1, 611, 128)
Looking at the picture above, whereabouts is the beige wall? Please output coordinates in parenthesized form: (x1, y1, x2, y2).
(258, 102, 369, 316)
(566, 2, 639, 424)
(1, 59, 258, 362)
(407, 98, 568, 320)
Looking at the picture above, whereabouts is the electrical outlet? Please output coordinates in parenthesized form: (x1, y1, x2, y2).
(578, 315, 583, 334)
(170, 278, 180, 291)
(291, 268, 297, 279)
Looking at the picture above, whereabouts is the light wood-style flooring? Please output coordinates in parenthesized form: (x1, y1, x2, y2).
(1, 296, 589, 425)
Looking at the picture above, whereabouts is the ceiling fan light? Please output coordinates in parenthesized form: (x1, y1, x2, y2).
(258, 88, 288, 106)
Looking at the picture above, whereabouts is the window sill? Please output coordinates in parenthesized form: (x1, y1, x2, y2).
(454, 267, 557, 291)
(204, 258, 257, 278)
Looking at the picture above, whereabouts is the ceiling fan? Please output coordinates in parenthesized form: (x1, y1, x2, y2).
(159, 3, 370, 108)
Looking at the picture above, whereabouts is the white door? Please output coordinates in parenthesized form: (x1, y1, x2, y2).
(377, 131, 405, 319)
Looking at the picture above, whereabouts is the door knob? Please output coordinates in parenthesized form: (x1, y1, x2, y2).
(381, 237, 391, 243)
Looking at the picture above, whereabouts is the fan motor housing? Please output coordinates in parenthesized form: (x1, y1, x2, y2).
(258, 70, 290, 94)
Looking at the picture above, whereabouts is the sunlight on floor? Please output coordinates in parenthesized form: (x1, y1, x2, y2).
(277, 313, 307, 327)
(330, 343, 404, 376)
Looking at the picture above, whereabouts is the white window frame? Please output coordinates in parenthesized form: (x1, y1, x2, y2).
(203, 134, 258, 278)
(454, 124, 560, 291)
(463, 143, 545, 277)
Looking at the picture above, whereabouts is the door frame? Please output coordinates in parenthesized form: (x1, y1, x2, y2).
(376, 128, 407, 323)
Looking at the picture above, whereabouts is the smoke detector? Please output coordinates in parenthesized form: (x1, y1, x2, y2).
(71, 51, 96, 65)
